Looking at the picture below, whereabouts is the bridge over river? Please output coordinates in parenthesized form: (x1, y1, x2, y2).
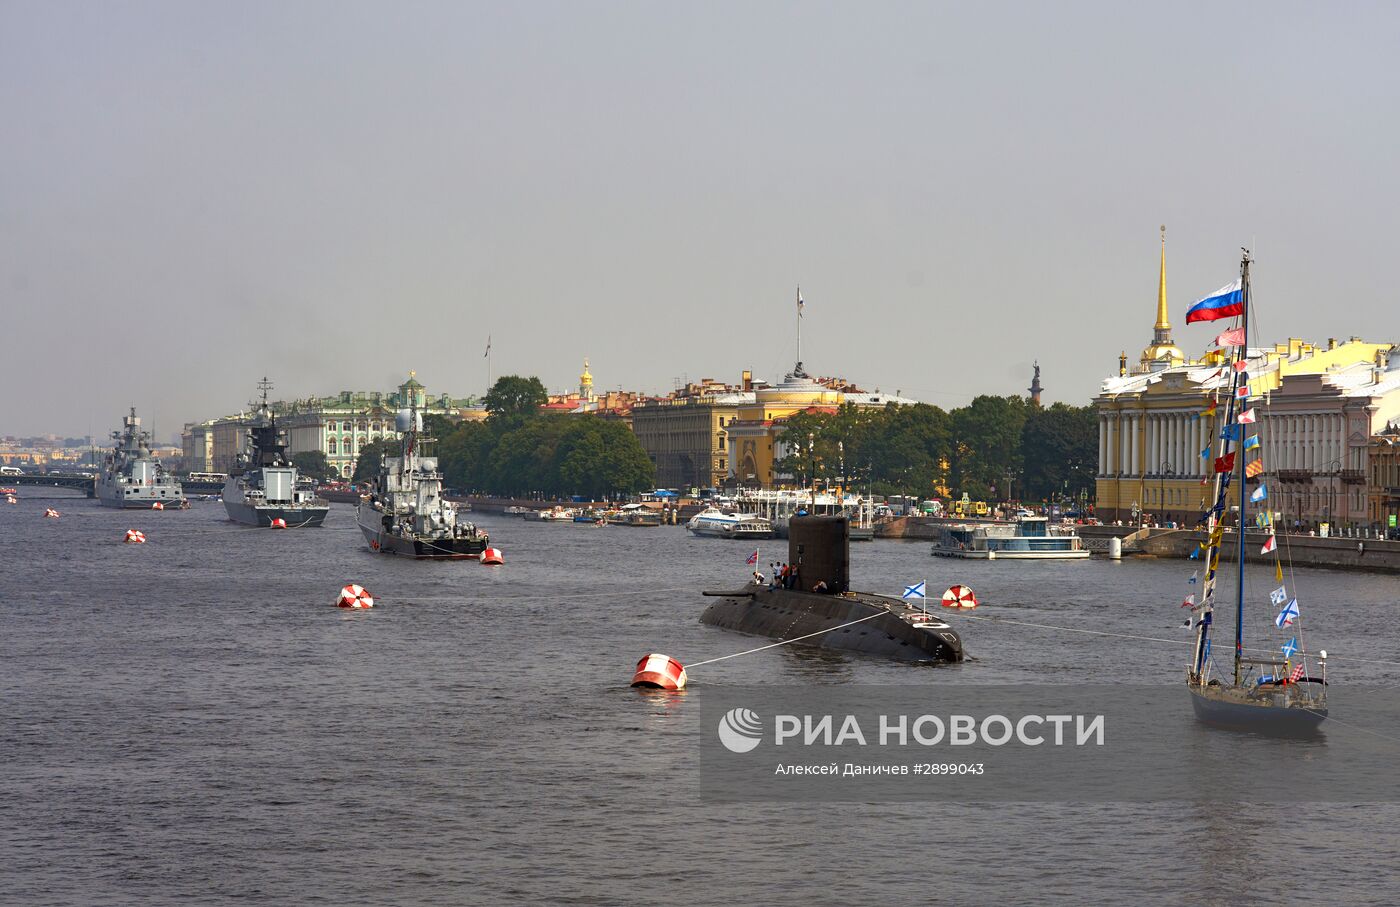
(2, 474, 224, 497)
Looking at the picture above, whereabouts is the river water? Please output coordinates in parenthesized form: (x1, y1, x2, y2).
(4, 493, 1399, 905)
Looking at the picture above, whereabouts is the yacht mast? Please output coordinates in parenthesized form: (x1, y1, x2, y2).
(1233, 250, 1252, 687)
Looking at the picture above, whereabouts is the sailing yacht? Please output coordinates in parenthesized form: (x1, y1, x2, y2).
(1183, 250, 1327, 733)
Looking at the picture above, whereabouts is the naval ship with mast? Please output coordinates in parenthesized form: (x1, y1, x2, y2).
(222, 379, 330, 527)
(94, 407, 187, 509)
(356, 402, 489, 558)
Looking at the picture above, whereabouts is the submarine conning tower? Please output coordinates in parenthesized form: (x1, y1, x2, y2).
(789, 515, 849, 594)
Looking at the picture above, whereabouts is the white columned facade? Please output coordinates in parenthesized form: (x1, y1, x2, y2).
(1099, 417, 1107, 475)
(1125, 414, 1136, 478)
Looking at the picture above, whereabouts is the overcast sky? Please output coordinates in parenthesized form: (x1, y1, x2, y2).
(2, 1, 1397, 439)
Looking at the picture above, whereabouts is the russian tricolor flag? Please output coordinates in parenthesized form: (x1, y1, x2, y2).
(1186, 279, 1244, 324)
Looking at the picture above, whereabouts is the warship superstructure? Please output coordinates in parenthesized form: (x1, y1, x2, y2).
(356, 404, 489, 558)
(94, 408, 187, 509)
(701, 515, 963, 662)
(223, 379, 330, 527)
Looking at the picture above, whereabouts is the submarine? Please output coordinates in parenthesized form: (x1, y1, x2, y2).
(700, 515, 964, 663)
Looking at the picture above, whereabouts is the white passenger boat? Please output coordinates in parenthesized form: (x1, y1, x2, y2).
(524, 506, 577, 522)
(731, 488, 876, 540)
(931, 516, 1090, 559)
(685, 507, 773, 539)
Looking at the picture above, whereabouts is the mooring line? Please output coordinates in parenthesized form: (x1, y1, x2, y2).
(685, 612, 889, 669)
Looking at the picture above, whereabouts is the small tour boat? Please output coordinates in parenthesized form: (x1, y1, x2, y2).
(931, 516, 1089, 559)
(686, 507, 774, 539)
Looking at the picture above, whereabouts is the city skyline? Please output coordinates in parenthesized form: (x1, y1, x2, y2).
(4, 2, 1399, 436)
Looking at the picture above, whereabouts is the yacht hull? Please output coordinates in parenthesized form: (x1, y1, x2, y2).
(1188, 684, 1327, 735)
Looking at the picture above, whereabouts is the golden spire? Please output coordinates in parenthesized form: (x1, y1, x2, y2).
(1137, 224, 1184, 372)
(1155, 225, 1169, 330)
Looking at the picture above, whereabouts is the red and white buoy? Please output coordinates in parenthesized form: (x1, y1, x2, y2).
(269, 517, 287, 529)
(44, 508, 60, 518)
(480, 547, 504, 565)
(337, 583, 374, 609)
(151, 501, 165, 511)
(941, 584, 978, 609)
(124, 529, 146, 544)
(630, 653, 688, 690)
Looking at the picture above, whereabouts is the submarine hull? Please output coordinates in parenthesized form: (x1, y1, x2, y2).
(700, 587, 963, 663)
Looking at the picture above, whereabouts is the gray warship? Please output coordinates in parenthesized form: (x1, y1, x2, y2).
(356, 404, 489, 558)
(94, 407, 187, 509)
(222, 379, 330, 527)
(701, 515, 964, 662)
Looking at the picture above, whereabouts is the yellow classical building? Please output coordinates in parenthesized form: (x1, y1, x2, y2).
(725, 362, 916, 486)
(1095, 230, 1399, 525)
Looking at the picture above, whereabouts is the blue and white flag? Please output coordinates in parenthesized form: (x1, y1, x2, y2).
(1250, 484, 1268, 503)
(797, 286, 805, 318)
(1188, 570, 1198, 585)
(1270, 585, 1288, 606)
(902, 580, 926, 601)
(1281, 637, 1299, 659)
(1276, 599, 1300, 628)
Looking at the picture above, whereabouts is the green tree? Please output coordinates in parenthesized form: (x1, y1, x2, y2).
(1019, 402, 1098, 502)
(950, 395, 1028, 500)
(484, 416, 572, 496)
(437, 419, 494, 492)
(291, 451, 337, 482)
(553, 419, 655, 499)
(352, 439, 394, 484)
(483, 375, 548, 420)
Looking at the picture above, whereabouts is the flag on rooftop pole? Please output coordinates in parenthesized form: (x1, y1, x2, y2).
(1186, 279, 1245, 323)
